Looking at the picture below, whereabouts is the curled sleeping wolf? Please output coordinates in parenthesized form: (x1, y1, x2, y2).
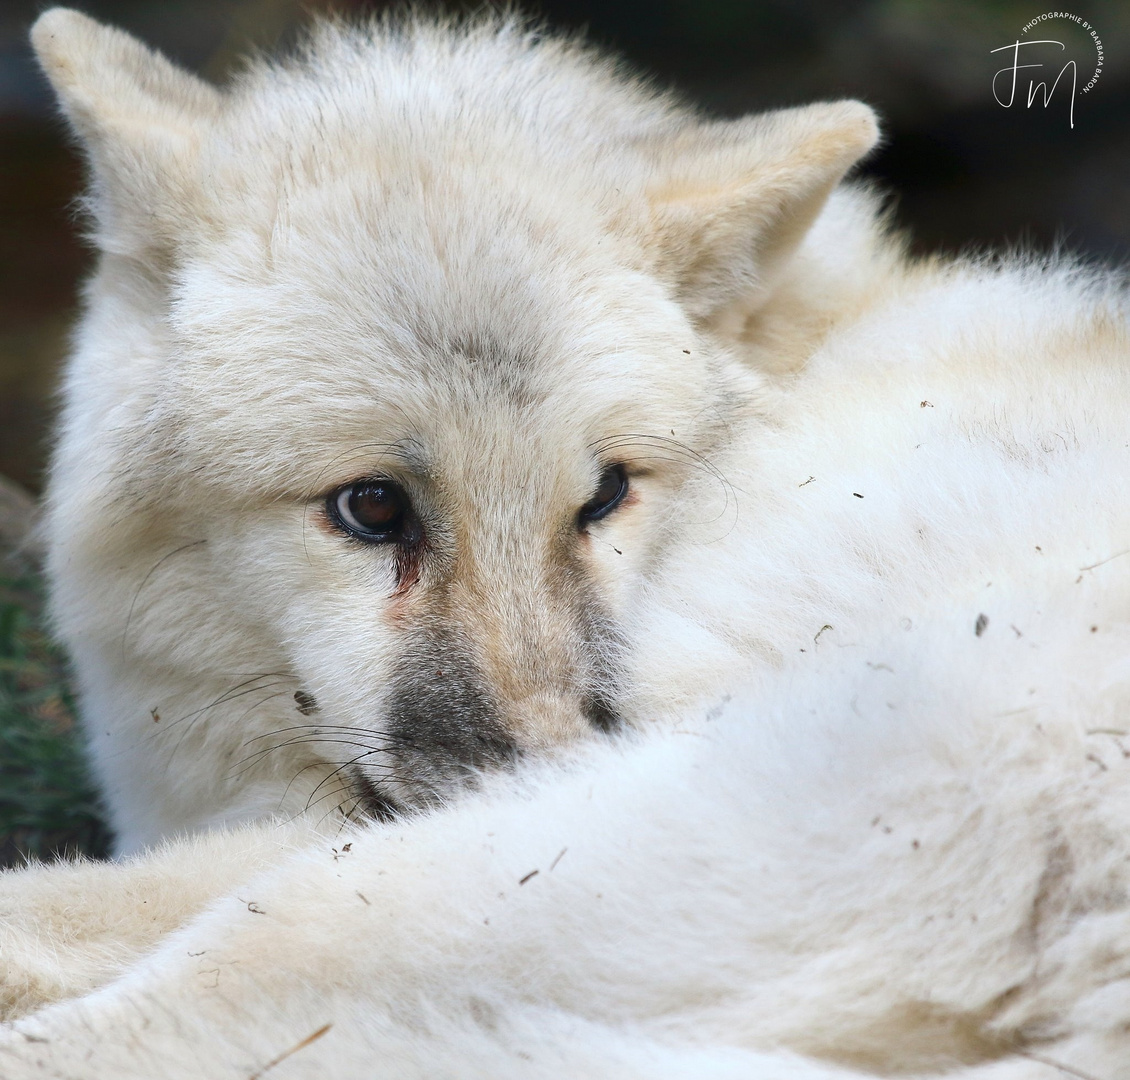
(4, 7, 1130, 1078)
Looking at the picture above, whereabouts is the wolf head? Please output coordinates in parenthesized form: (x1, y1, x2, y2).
(32, 9, 877, 851)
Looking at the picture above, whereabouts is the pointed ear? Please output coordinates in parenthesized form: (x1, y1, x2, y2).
(31, 8, 222, 264)
(645, 101, 879, 326)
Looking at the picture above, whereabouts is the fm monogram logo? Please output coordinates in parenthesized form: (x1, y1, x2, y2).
(991, 11, 1104, 129)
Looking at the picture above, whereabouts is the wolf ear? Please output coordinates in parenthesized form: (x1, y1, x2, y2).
(644, 101, 879, 327)
(31, 8, 221, 264)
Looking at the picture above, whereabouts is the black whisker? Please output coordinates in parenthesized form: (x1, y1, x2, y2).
(161, 674, 300, 767)
(302, 747, 391, 812)
(229, 734, 394, 781)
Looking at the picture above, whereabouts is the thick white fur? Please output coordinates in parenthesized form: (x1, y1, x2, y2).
(6, 589, 1130, 1077)
(3, 7, 1130, 1079)
(31, 6, 879, 851)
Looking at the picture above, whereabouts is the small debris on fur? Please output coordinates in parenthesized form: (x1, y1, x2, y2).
(519, 869, 539, 886)
(150, 708, 160, 723)
(1013, 1047, 1106, 1080)
(975, 614, 989, 637)
(799, 476, 815, 487)
(243, 900, 266, 915)
(293, 690, 318, 715)
(1079, 548, 1130, 572)
(356, 891, 370, 905)
(920, 400, 933, 408)
(853, 492, 864, 498)
(1011, 625, 1023, 638)
(814, 624, 833, 647)
(549, 847, 568, 871)
(249, 1023, 333, 1079)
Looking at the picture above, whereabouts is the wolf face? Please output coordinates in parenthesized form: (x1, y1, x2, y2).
(33, 9, 876, 849)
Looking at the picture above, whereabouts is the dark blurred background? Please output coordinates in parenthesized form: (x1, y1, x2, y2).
(1, 0, 1128, 493)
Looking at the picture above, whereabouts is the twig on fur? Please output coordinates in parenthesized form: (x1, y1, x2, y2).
(1078, 549, 1130, 573)
(1013, 1047, 1107, 1080)
(248, 1022, 332, 1079)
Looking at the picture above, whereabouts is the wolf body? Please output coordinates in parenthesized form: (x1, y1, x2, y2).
(6, 567, 1130, 1079)
(3, 8, 1130, 1079)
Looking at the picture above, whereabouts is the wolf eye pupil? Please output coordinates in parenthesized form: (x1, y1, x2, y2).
(349, 487, 400, 527)
(331, 481, 410, 541)
(579, 464, 628, 525)
(593, 470, 620, 506)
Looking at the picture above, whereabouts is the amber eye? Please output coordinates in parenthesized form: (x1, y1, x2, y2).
(579, 464, 628, 525)
(328, 480, 417, 544)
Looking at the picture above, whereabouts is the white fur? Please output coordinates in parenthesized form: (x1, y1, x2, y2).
(3, 8, 1130, 1078)
(6, 592, 1130, 1077)
(32, 7, 878, 850)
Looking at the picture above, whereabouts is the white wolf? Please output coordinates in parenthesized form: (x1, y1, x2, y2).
(33, 5, 881, 854)
(2, 7, 1130, 1079)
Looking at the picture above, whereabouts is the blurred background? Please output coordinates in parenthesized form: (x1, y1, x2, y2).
(0, 0, 1126, 862)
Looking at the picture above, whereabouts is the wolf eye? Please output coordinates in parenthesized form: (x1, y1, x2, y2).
(579, 464, 628, 525)
(329, 480, 416, 543)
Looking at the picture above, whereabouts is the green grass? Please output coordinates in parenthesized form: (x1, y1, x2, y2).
(0, 569, 110, 867)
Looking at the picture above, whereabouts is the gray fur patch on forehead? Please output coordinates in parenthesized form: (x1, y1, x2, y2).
(408, 326, 552, 410)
